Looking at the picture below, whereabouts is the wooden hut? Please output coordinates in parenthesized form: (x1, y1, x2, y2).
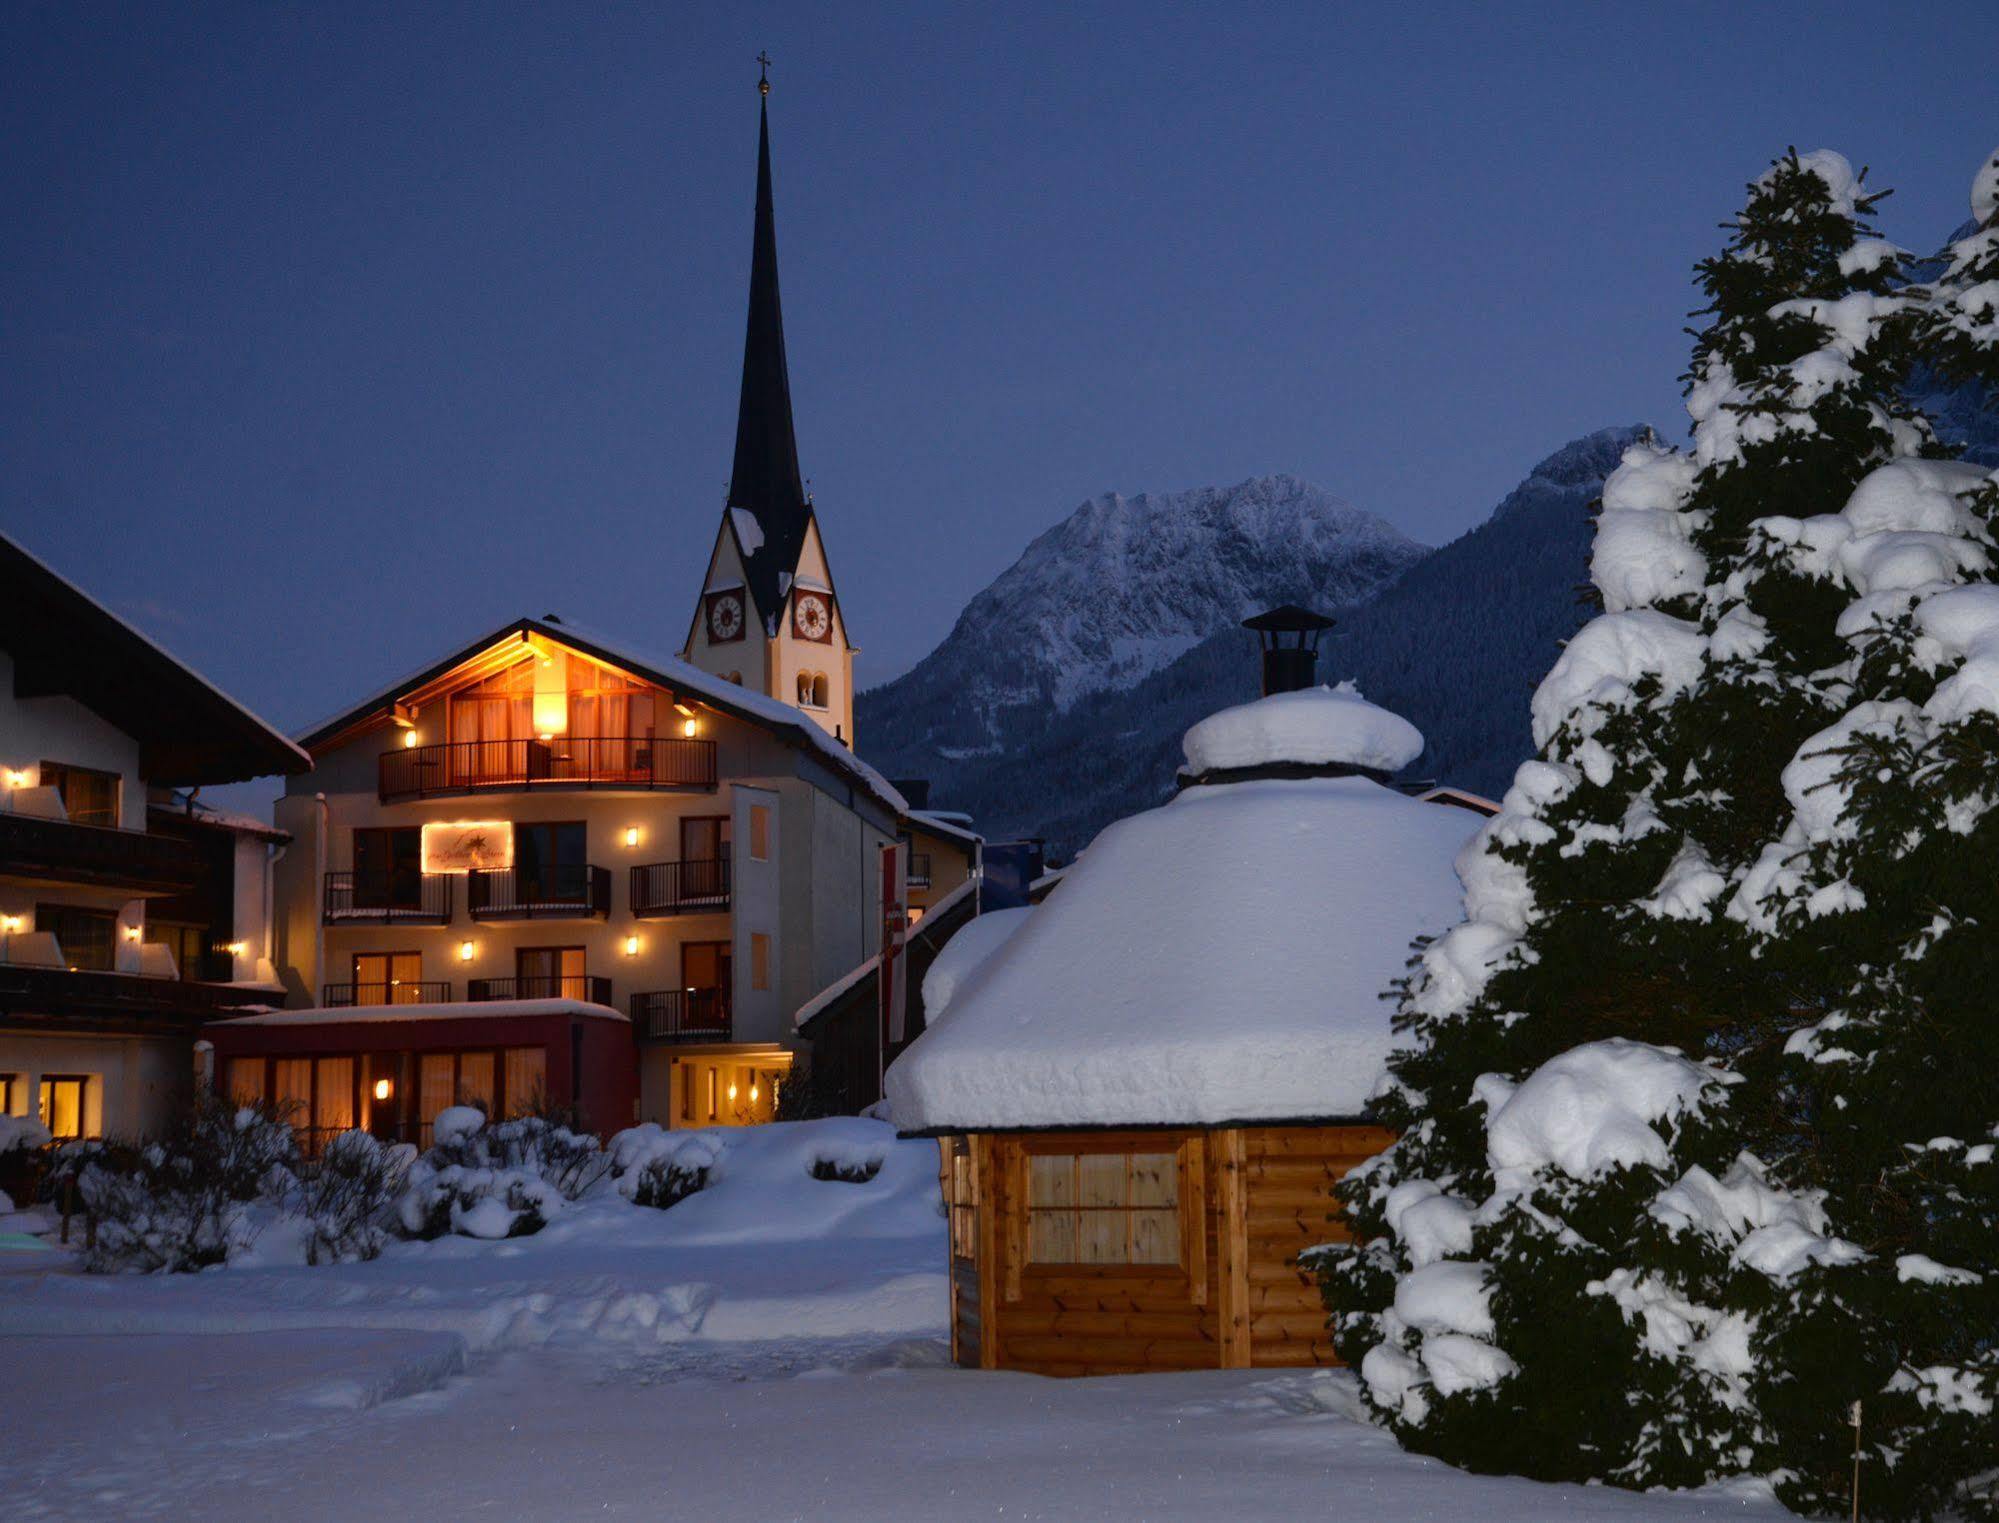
(885, 645, 1478, 1376)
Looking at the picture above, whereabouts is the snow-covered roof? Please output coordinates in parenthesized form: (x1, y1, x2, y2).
(1414, 785, 1501, 817)
(908, 809, 981, 846)
(886, 762, 1476, 1132)
(1181, 684, 1424, 777)
(921, 906, 1032, 1026)
(295, 614, 907, 818)
(209, 998, 628, 1028)
(150, 792, 290, 841)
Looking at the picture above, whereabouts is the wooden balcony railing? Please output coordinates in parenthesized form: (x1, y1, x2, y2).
(378, 737, 717, 803)
(0, 813, 201, 895)
(321, 980, 453, 1008)
(468, 974, 614, 1006)
(322, 870, 454, 925)
(630, 858, 731, 917)
(631, 987, 732, 1043)
(466, 866, 611, 921)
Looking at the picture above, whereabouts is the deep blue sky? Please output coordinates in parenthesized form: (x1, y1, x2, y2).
(4, 3, 1996, 755)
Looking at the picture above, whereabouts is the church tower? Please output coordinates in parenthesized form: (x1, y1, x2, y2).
(682, 60, 857, 746)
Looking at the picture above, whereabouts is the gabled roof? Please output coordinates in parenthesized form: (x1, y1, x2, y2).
(0, 533, 311, 787)
(727, 93, 814, 626)
(295, 614, 906, 817)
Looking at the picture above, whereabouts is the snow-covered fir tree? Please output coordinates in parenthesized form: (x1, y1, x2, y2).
(1316, 149, 1967, 1503)
(1739, 149, 1999, 1520)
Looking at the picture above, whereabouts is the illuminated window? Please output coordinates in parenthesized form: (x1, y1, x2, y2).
(38, 1074, 89, 1140)
(504, 1048, 546, 1114)
(1026, 1149, 1180, 1266)
(227, 1059, 265, 1107)
(796, 672, 815, 706)
(706, 1067, 718, 1123)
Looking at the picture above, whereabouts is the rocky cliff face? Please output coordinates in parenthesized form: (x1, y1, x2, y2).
(859, 434, 1647, 857)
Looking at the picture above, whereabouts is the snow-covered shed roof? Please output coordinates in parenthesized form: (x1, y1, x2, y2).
(294, 614, 906, 818)
(886, 690, 1476, 1132)
(209, 998, 628, 1028)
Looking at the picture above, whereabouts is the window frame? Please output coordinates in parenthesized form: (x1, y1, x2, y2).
(36, 903, 118, 972)
(1002, 1133, 1207, 1303)
(39, 762, 120, 828)
(38, 1073, 92, 1140)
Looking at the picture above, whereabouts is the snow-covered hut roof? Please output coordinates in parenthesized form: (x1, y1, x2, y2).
(885, 690, 1476, 1132)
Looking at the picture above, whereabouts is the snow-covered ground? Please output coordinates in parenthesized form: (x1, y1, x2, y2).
(0, 1119, 1795, 1521)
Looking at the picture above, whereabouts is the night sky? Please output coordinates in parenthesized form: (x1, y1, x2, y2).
(4, 3, 1996, 788)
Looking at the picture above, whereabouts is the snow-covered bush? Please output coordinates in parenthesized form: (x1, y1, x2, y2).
(294, 1131, 411, 1264)
(1321, 145, 1999, 1516)
(609, 1124, 719, 1210)
(808, 1133, 885, 1184)
(392, 1110, 605, 1240)
(60, 1098, 298, 1273)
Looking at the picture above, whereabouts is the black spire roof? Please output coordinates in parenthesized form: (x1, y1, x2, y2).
(726, 83, 813, 627)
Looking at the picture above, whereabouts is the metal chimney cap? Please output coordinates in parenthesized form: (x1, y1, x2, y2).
(1242, 605, 1337, 634)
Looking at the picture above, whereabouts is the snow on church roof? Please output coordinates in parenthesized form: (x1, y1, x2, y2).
(886, 697, 1477, 1133)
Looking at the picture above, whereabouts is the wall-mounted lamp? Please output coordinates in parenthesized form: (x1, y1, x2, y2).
(728, 1082, 739, 1103)
(402, 729, 420, 749)
(682, 718, 699, 738)
(373, 1078, 393, 1101)
(1, 914, 24, 933)
(223, 941, 247, 958)
(749, 1083, 759, 1104)
(1, 768, 30, 788)
(123, 925, 143, 942)
(458, 940, 476, 962)
(623, 934, 641, 958)
(623, 827, 641, 848)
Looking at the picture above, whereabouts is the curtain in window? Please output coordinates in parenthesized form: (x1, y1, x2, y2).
(419, 1055, 455, 1131)
(458, 1052, 495, 1111)
(227, 1059, 265, 1107)
(274, 1059, 312, 1128)
(504, 1048, 546, 1115)
(315, 1058, 355, 1133)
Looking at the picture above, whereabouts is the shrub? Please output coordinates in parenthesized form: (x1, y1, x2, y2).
(391, 1110, 604, 1240)
(59, 1097, 297, 1274)
(609, 1124, 720, 1211)
(295, 1131, 411, 1264)
(773, 1060, 848, 1121)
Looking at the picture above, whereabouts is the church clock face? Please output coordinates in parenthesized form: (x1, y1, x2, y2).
(793, 591, 832, 643)
(706, 590, 745, 644)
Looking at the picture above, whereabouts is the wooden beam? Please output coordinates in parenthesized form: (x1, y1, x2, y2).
(1216, 1128, 1251, 1368)
(974, 1134, 1000, 1370)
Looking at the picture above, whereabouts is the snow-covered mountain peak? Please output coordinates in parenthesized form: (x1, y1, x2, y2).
(941, 474, 1426, 710)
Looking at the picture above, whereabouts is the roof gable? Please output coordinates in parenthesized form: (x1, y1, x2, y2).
(0, 533, 309, 786)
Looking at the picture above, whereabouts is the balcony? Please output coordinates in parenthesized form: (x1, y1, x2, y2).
(323, 870, 454, 925)
(630, 859, 731, 917)
(0, 962, 271, 1030)
(321, 980, 453, 1008)
(0, 813, 200, 896)
(378, 736, 717, 803)
(907, 852, 933, 889)
(468, 974, 614, 1006)
(631, 987, 733, 1043)
(467, 866, 611, 922)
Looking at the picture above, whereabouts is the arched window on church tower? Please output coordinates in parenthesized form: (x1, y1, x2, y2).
(812, 674, 829, 709)
(797, 671, 817, 707)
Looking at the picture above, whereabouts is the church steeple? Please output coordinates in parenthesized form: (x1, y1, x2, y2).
(685, 59, 855, 749)
(726, 60, 810, 620)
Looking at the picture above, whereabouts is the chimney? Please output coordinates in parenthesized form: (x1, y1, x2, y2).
(1241, 605, 1337, 696)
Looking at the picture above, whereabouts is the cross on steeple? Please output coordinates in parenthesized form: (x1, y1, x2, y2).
(757, 51, 772, 96)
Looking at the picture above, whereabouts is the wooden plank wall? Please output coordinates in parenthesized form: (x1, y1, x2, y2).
(1240, 1124, 1393, 1367)
(945, 1124, 1393, 1376)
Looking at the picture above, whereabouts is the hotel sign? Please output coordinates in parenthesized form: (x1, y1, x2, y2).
(420, 821, 515, 875)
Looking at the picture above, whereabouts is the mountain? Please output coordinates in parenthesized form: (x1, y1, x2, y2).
(860, 431, 1646, 857)
(859, 475, 1427, 767)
